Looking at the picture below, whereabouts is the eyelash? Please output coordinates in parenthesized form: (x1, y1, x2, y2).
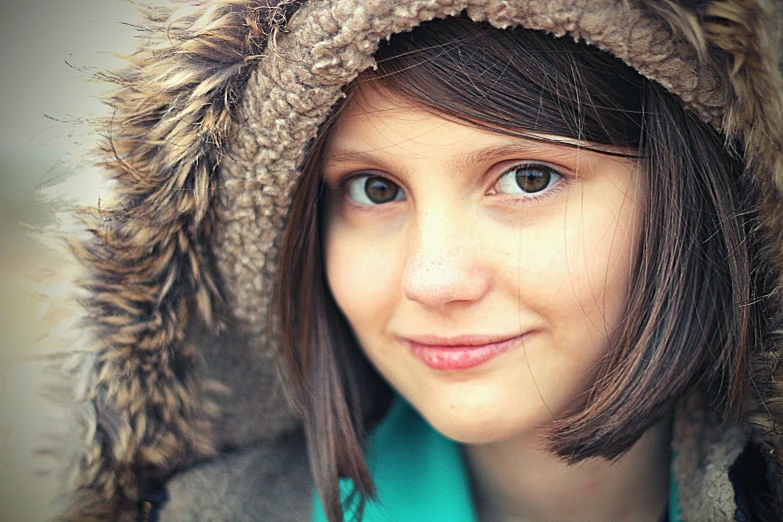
(338, 162, 567, 207)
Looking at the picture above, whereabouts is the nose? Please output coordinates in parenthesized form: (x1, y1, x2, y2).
(402, 210, 492, 309)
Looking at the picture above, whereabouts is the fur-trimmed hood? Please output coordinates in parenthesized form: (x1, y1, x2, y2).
(48, 0, 783, 520)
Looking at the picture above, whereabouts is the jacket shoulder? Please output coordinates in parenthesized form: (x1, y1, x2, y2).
(159, 428, 312, 521)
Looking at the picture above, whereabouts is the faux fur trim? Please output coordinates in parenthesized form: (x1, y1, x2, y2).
(51, 1, 304, 519)
(51, 0, 783, 520)
(672, 393, 749, 521)
(693, 0, 783, 500)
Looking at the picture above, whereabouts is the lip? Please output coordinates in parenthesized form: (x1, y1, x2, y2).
(402, 333, 528, 370)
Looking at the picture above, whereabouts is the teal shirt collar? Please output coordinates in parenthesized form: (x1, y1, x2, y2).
(313, 398, 681, 522)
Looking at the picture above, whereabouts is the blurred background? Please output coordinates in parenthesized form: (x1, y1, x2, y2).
(1, 2, 139, 519)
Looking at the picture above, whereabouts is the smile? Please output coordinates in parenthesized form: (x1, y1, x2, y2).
(403, 334, 528, 370)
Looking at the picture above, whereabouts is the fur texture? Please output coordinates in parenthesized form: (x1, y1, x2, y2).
(49, 0, 783, 520)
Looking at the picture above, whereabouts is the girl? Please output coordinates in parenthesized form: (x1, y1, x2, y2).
(50, 0, 782, 521)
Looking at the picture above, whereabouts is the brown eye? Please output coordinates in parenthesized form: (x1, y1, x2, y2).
(516, 168, 551, 193)
(347, 175, 407, 205)
(495, 164, 561, 196)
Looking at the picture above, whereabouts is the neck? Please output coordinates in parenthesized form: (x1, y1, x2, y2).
(463, 418, 672, 522)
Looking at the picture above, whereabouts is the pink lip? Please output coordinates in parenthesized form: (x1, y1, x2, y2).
(403, 333, 528, 370)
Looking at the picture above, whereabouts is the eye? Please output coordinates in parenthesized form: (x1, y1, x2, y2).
(346, 175, 407, 205)
(493, 164, 562, 196)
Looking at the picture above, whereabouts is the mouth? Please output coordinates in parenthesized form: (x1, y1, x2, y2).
(402, 333, 529, 370)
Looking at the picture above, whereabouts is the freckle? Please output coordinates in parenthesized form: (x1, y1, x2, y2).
(450, 404, 455, 410)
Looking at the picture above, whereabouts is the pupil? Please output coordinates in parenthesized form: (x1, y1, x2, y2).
(516, 168, 550, 193)
(365, 177, 398, 203)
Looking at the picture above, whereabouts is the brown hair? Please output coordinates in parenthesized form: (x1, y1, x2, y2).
(275, 15, 759, 522)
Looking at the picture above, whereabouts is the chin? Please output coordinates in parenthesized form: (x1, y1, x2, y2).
(414, 399, 549, 445)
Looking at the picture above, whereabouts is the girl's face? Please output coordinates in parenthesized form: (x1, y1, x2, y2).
(322, 86, 641, 445)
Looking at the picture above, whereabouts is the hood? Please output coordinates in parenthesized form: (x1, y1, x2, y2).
(49, 0, 783, 520)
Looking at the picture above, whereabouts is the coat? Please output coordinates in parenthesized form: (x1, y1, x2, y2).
(45, 0, 783, 520)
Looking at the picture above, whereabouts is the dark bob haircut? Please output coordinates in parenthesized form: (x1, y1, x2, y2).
(275, 15, 761, 522)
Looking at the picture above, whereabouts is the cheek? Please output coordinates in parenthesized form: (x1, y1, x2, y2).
(558, 184, 639, 336)
(323, 220, 401, 333)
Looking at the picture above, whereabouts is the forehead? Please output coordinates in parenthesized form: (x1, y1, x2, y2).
(324, 87, 539, 178)
(323, 83, 627, 169)
(328, 85, 469, 149)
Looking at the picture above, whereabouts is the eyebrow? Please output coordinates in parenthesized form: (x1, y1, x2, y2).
(323, 149, 409, 179)
(446, 142, 574, 174)
(325, 141, 577, 177)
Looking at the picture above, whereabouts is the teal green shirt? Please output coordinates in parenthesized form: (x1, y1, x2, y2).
(313, 398, 681, 522)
